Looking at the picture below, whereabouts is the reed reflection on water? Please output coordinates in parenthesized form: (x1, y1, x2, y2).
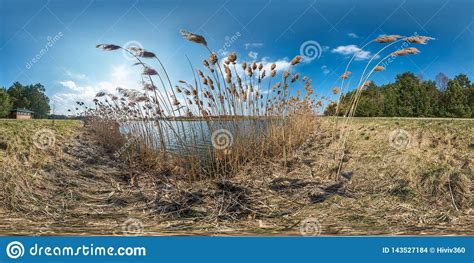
(120, 119, 283, 157)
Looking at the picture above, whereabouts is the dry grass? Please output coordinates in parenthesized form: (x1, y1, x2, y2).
(0, 119, 80, 215)
(0, 118, 472, 235)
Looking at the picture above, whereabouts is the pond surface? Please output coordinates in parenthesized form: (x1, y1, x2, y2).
(120, 119, 283, 156)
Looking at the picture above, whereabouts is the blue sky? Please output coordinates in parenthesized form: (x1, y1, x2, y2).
(1, 0, 473, 114)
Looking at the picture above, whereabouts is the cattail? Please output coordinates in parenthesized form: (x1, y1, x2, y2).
(270, 63, 276, 70)
(242, 61, 247, 70)
(144, 83, 157, 91)
(271, 70, 276, 77)
(96, 44, 121, 51)
(208, 77, 214, 90)
(291, 73, 299, 82)
(172, 98, 180, 106)
(131, 48, 156, 58)
(135, 96, 148, 102)
(363, 80, 372, 88)
(175, 86, 182, 93)
(96, 91, 106, 97)
(340, 71, 351, 79)
(258, 63, 263, 71)
(228, 52, 237, 63)
(390, 47, 419, 57)
(209, 53, 218, 64)
(405, 47, 420, 54)
(283, 71, 290, 80)
(203, 59, 210, 67)
(405, 36, 434, 45)
(332, 86, 340, 94)
(180, 29, 207, 46)
(232, 84, 237, 95)
(374, 35, 403, 43)
(291, 55, 301, 65)
(198, 69, 204, 78)
(374, 66, 385, 72)
(143, 67, 158, 75)
(252, 61, 257, 70)
(218, 93, 224, 104)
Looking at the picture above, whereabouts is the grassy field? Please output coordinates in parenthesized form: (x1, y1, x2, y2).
(0, 119, 80, 217)
(0, 118, 472, 235)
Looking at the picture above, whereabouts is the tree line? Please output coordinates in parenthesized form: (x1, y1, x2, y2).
(325, 72, 474, 118)
(0, 82, 51, 118)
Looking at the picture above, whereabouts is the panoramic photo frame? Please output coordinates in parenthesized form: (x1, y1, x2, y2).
(0, 0, 473, 262)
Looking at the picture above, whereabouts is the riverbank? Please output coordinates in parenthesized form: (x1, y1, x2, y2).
(0, 118, 472, 235)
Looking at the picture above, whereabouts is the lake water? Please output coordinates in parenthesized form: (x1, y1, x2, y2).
(119, 119, 282, 156)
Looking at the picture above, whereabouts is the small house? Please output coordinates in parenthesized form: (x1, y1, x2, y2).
(10, 108, 34, 120)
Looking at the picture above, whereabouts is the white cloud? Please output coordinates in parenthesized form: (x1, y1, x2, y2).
(221, 53, 292, 74)
(52, 81, 117, 115)
(260, 57, 292, 72)
(59, 80, 80, 91)
(348, 33, 359, 38)
(65, 70, 87, 80)
(248, 51, 258, 60)
(111, 65, 131, 82)
(52, 65, 140, 115)
(321, 65, 330, 75)
(244, 43, 263, 49)
(331, 45, 376, 61)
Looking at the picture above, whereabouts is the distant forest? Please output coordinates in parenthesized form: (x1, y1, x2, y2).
(0, 82, 51, 118)
(325, 72, 474, 118)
